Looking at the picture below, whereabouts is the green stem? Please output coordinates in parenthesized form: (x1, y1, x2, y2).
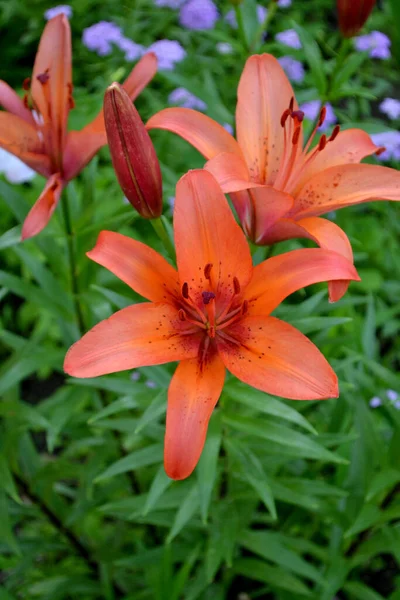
(234, 4, 249, 53)
(61, 190, 85, 336)
(250, 0, 278, 52)
(151, 217, 176, 262)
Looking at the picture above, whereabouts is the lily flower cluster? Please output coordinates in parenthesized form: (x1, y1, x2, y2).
(2, 15, 400, 481)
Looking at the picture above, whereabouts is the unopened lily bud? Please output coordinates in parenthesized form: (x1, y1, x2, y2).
(337, 0, 376, 38)
(104, 82, 162, 219)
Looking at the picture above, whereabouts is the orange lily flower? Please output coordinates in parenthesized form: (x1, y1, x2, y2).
(147, 53, 400, 302)
(64, 169, 359, 480)
(0, 15, 157, 239)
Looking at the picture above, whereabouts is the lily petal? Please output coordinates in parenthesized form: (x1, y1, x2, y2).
(147, 108, 242, 160)
(0, 112, 50, 176)
(236, 54, 298, 186)
(295, 163, 400, 218)
(122, 52, 158, 100)
(64, 302, 200, 378)
(294, 217, 354, 302)
(164, 351, 225, 480)
(218, 315, 338, 400)
(0, 80, 35, 125)
(174, 169, 252, 310)
(21, 173, 63, 240)
(87, 230, 180, 302)
(204, 152, 257, 192)
(244, 248, 360, 316)
(294, 129, 381, 194)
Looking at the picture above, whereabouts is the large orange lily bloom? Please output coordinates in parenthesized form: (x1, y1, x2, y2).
(64, 169, 359, 480)
(147, 53, 400, 302)
(0, 15, 157, 239)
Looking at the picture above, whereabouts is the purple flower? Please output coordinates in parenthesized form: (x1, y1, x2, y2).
(44, 4, 72, 19)
(154, 0, 185, 6)
(354, 31, 391, 59)
(395, 400, 400, 410)
(379, 98, 400, 120)
(226, 4, 267, 29)
(387, 389, 399, 402)
(168, 87, 207, 110)
(179, 0, 219, 30)
(278, 56, 305, 83)
(146, 40, 186, 70)
(277, 0, 292, 7)
(168, 196, 175, 210)
(300, 100, 337, 131)
(222, 123, 234, 135)
(0, 148, 36, 184)
(216, 42, 233, 54)
(275, 28, 302, 49)
(82, 21, 124, 56)
(117, 38, 145, 61)
(369, 396, 382, 408)
(371, 131, 400, 161)
(145, 380, 158, 388)
(131, 370, 140, 381)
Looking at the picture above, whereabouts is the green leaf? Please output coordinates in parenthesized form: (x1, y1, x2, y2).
(223, 414, 346, 463)
(143, 465, 173, 515)
(344, 581, 386, 600)
(362, 296, 377, 360)
(0, 491, 20, 555)
(0, 456, 21, 504)
(224, 382, 317, 434)
(167, 484, 200, 543)
(0, 225, 21, 250)
(289, 316, 352, 336)
(95, 443, 163, 482)
(235, 558, 312, 596)
(91, 284, 132, 309)
(196, 411, 222, 524)
(88, 396, 139, 424)
(134, 390, 166, 434)
(292, 22, 327, 95)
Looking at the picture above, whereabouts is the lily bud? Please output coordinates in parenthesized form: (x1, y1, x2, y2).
(104, 82, 162, 219)
(337, 0, 376, 38)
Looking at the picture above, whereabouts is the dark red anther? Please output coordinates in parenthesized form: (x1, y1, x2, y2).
(233, 276, 241, 294)
(292, 128, 301, 145)
(202, 291, 216, 305)
(36, 71, 49, 84)
(280, 108, 291, 128)
(241, 300, 248, 315)
(178, 309, 186, 321)
(318, 106, 327, 127)
(22, 77, 31, 91)
(23, 94, 29, 109)
(375, 146, 386, 156)
(318, 134, 327, 151)
(329, 125, 340, 142)
(182, 282, 189, 299)
(204, 263, 213, 280)
(68, 96, 75, 109)
(289, 97, 294, 112)
(291, 109, 305, 123)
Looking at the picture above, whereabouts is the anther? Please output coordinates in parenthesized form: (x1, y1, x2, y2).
(23, 94, 29, 109)
(22, 77, 31, 91)
(318, 106, 326, 128)
(375, 146, 386, 156)
(291, 110, 304, 123)
(292, 128, 301, 145)
(329, 125, 340, 142)
(182, 282, 189, 299)
(36, 71, 50, 85)
(318, 134, 327, 151)
(241, 300, 248, 315)
(178, 309, 186, 321)
(204, 263, 213, 280)
(233, 276, 241, 295)
(289, 97, 294, 112)
(202, 291, 216, 305)
(280, 109, 291, 128)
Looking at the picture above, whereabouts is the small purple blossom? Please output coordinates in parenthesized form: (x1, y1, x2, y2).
(216, 42, 233, 55)
(226, 4, 267, 29)
(117, 38, 145, 61)
(131, 370, 140, 381)
(395, 400, 400, 410)
(146, 40, 186, 70)
(223, 123, 234, 135)
(276, 28, 302, 49)
(168, 196, 175, 210)
(168, 87, 207, 110)
(278, 56, 305, 83)
(278, 0, 292, 7)
(379, 98, 400, 120)
(82, 21, 124, 56)
(154, 0, 185, 6)
(145, 380, 158, 389)
(44, 4, 72, 19)
(387, 389, 399, 402)
(0, 149, 36, 184)
(354, 31, 391, 59)
(300, 100, 337, 131)
(179, 0, 219, 31)
(371, 131, 400, 161)
(369, 396, 382, 408)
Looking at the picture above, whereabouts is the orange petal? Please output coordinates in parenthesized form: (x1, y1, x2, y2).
(217, 316, 338, 400)
(294, 129, 381, 194)
(21, 173, 63, 240)
(0, 80, 35, 125)
(174, 169, 252, 311)
(87, 230, 180, 302)
(204, 152, 257, 192)
(31, 15, 72, 170)
(229, 187, 294, 244)
(236, 54, 298, 186)
(295, 163, 400, 218)
(122, 52, 158, 99)
(147, 107, 242, 160)
(294, 217, 354, 302)
(0, 112, 50, 176)
(244, 247, 360, 316)
(64, 302, 201, 378)
(164, 350, 225, 480)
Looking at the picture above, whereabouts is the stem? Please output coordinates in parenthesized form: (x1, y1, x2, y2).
(61, 190, 85, 336)
(14, 472, 125, 598)
(150, 217, 176, 262)
(234, 4, 249, 52)
(250, 0, 278, 52)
